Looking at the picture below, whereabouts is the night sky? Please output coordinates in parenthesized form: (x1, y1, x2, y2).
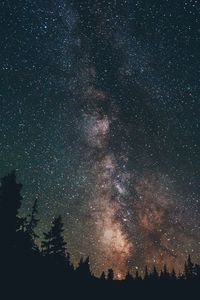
(1, 0, 200, 278)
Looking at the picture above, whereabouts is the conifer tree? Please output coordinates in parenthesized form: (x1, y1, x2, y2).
(100, 271, 106, 280)
(152, 266, 159, 280)
(171, 268, 176, 280)
(185, 255, 194, 279)
(163, 264, 170, 280)
(41, 215, 67, 265)
(125, 271, 133, 282)
(0, 172, 23, 250)
(135, 270, 142, 282)
(107, 268, 114, 281)
(41, 231, 52, 256)
(144, 266, 149, 280)
(76, 256, 91, 280)
(26, 199, 39, 251)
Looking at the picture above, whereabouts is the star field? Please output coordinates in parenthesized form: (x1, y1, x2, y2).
(0, 0, 200, 276)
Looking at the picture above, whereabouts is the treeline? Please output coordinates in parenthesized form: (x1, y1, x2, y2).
(0, 172, 200, 299)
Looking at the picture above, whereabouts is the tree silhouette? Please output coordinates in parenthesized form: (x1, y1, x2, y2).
(0, 171, 23, 252)
(135, 269, 142, 282)
(42, 215, 67, 266)
(1, 171, 200, 298)
(26, 199, 39, 252)
(171, 268, 176, 281)
(160, 269, 164, 279)
(125, 271, 134, 282)
(66, 252, 74, 272)
(27, 199, 39, 239)
(100, 271, 106, 280)
(144, 266, 149, 281)
(107, 269, 114, 281)
(185, 255, 195, 280)
(41, 230, 52, 256)
(76, 257, 91, 281)
(162, 264, 170, 280)
(151, 266, 159, 280)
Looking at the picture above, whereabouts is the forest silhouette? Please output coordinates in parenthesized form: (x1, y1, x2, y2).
(1, 171, 200, 299)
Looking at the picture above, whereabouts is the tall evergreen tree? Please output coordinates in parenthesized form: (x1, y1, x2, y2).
(65, 252, 74, 272)
(107, 269, 114, 281)
(144, 266, 149, 280)
(152, 266, 159, 280)
(41, 231, 52, 256)
(184, 261, 188, 279)
(0, 172, 22, 250)
(76, 257, 91, 280)
(125, 271, 134, 282)
(163, 264, 170, 280)
(26, 199, 39, 251)
(135, 270, 142, 282)
(100, 271, 106, 281)
(27, 199, 39, 239)
(160, 269, 164, 280)
(41, 215, 67, 265)
(171, 268, 176, 280)
(185, 255, 194, 279)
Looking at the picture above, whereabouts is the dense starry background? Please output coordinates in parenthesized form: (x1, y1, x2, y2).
(1, 0, 200, 277)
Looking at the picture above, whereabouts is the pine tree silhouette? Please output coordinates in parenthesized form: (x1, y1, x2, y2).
(184, 261, 188, 279)
(0, 171, 22, 251)
(100, 271, 106, 281)
(0, 172, 40, 293)
(171, 268, 176, 281)
(26, 199, 39, 252)
(66, 252, 74, 272)
(27, 199, 39, 239)
(41, 215, 67, 266)
(163, 264, 170, 280)
(144, 266, 149, 280)
(125, 271, 134, 282)
(135, 270, 142, 282)
(1, 171, 200, 298)
(185, 255, 194, 280)
(152, 266, 159, 280)
(41, 231, 52, 256)
(160, 269, 164, 280)
(51, 216, 66, 259)
(76, 256, 91, 281)
(107, 269, 114, 281)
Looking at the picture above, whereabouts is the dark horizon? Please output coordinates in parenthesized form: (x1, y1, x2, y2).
(0, 171, 200, 299)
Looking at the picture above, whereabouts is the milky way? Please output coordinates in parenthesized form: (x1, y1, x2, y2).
(81, 84, 133, 276)
(1, 0, 200, 277)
